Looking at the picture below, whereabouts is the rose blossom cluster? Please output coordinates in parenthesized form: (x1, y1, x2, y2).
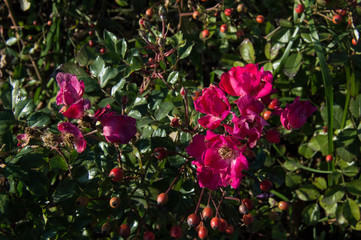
(187, 64, 317, 190)
(17, 72, 137, 153)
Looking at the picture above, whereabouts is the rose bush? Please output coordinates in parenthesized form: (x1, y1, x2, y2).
(1, 0, 361, 239)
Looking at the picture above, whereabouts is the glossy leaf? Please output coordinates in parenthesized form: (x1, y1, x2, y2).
(295, 185, 320, 201)
(239, 38, 255, 63)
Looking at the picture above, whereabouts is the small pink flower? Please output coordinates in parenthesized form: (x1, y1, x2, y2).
(186, 131, 248, 190)
(57, 122, 86, 153)
(219, 64, 273, 98)
(56, 72, 84, 106)
(280, 97, 317, 130)
(60, 98, 91, 119)
(100, 114, 137, 144)
(194, 85, 230, 130)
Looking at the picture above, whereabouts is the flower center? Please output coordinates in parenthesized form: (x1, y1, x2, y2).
(62, 133, 76, 148)
(218, 146, 233, 159)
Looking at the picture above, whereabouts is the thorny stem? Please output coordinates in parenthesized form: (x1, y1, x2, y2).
(194, 188, 205, 213)
(83, 129, 98, 136)
(4, 0, 42, 82)
(207, 191, 211, 206)
(178, 3, 221, 17)
(182, 87, 190, 129)
(114, 144, 122, 168)
(165, 165, 185, 194)
(216, 191, 226, 218)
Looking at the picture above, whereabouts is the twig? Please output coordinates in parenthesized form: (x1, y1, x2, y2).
(4, 0, 43, 82)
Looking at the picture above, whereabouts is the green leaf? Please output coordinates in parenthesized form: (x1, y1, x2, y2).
(319, 195, 337, 216)
(76, 46, 96, 67)
(343, 198, 360, 223)
(14, 99, 34, 120)
(28, 112, 50, 128)
(178, 41, 194, 59)
(0, 194, 9, 215)
(111, 78, 126, 96)
(295, 185, 320, 201)
(349, 95, 361, 118)
(104, 30, 118, 52)
(313, 177, 327, 190)
(302, 203, 320, 225)
(117, 38, 127, 58)
(53, 179, 76, 202)
(298, 143, 315, 159)
(265, 42, 271, 60)
(99, 67, 119, 88)
(345, 180, 361, 196)
(308, 135, 328, 155)
(283, 53, 303, 78)
(19, 0, 31, 11)
(167, 71, 179, 84)
(0, 110, 15, 134)
(6, 37, 18, 46)
(239, 38, 255, 63)
(321, 185, 345, 205)
(90, 56, 105, 77)
(50, 155, 68, 171)
(154, 102, 174, 120)
(285, 173, 302, 188)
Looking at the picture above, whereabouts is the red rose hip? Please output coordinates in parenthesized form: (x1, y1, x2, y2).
(295, 4, 305, 14)
(119, 224, 131, 238)
(260, 179, 273, 192)
(170, 225, 182, 239)
(109, 167, 123, 182)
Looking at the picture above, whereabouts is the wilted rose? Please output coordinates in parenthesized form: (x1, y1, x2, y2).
(280, 97, 317, 130)
(57, 122, 86, 153)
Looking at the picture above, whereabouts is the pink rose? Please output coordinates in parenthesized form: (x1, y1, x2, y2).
(60, 98, 91, 119)
(194, 85, 230, 130)
(224, 112, 268, 148)
(100, 114, 137, 144)
(280, 97, 317, 130)
(56, 72, 84, 106)
(57, 122, 86, 153)
(186, 131, 248, 190)
(219, 64, 273, 98)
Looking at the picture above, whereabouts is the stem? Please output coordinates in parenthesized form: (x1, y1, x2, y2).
(4, 0, 43, 82)
(272, 144, 333, 174)
(114, 144, 122, 168)
(165, 166, 185, 194)
(194, 188, 205, 213)
(270, 190, 289, 202)
(207, 191, 211, 206)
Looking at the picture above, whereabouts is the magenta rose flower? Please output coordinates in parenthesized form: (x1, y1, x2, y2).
(194, 85, 231, 130)
(99, 113, 137, 144)
(56, 72, 85, 106)
(186, 131, 249, 190)
(57, 122, 86, 153)
(219, 64, 273, 98)
(60, 98, 91, 119)
(280, 97, 318, 130)
(224, 112, 268, 148)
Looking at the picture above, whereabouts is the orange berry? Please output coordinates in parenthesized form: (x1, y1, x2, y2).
(243, 213, 254, 225)
(202, 29, 210, 39)
(332, 15, 342, 24)
(278, 201, 289, 211)
(198, 226, 208, 239)
(187, 213, 200, 227)
(202, 207, 214, 221)
(326, 154, 333, 162)
(220, 24, 228, 33)
(263, 110, 272, 121)
(256, 15, 265, 24)
(145, 8, 153, 17)
(110, 196, 121, 208)
(210, 217, 221, 230)
(193, 11, 200, 20)
(352, 38, 358, 46)
(224, 8, 232, 17)
(157, 192, 168, 206)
